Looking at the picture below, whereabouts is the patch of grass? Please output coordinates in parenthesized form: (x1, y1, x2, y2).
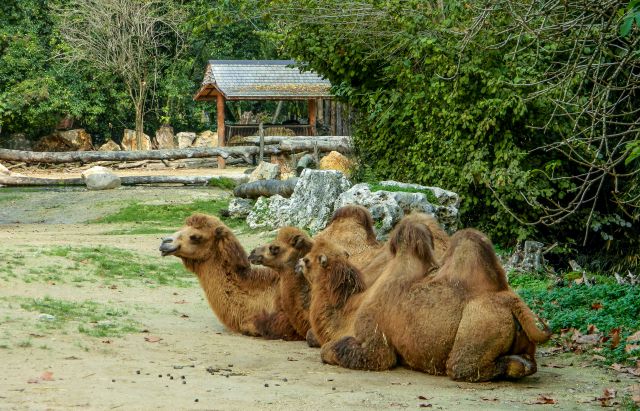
(20, 296, 140, 338)
(94, 198, 253, 233)
(207, 177, 237, 190)
(369, 182, 438, 203)
(43, 246, 193, 287)
(517, 281, 640, 365)
(509, 273, 552, 292)
(17, 339, 32, 348)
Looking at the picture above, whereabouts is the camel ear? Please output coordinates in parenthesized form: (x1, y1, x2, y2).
(319, 254, 328, 268)
(214, 226, 226, 239)
(291, 234, 312, 252)
(328, 259, 366, 307)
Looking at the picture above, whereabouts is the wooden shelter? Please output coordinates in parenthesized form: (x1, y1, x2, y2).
(193, 60, 332, 168)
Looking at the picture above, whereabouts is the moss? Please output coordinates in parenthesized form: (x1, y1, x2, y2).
(207, 177, 237, 190)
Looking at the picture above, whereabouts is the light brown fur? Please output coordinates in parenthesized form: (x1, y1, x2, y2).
(300, 214, 441, 347)
(318, 228, 551, 382)
(159, 213, 299, 340)
(248, 227, 314, 339)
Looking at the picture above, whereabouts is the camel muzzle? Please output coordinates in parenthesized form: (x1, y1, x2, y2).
(159, 237, 179, 256)
(248, 249, 263, 264)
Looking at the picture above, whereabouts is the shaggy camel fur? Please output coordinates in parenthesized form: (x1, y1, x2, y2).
(318, 226, 550, 382)
(314, 205, 384, 286)
(248, 227, 314, 340)
(159, 213, 299, 340)
(298, 213, 443, 347)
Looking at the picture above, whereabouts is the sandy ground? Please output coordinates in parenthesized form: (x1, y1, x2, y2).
(0, 186, 638, 410)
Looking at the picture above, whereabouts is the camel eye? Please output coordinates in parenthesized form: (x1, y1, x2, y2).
(190, 234, 203, 243)
(269, 245, 280, 255)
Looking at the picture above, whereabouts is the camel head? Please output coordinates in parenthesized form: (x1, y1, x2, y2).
(437, 228, 508, 293)
(296, 238, 364, 306)
(388, 213, 438, 271)
(159, 213, 250, 272)
(248, 227, 313, 270)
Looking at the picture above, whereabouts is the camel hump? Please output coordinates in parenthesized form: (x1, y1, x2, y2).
(388, 216, 435, 267)
(329, 205, 377, 243)
(504, 293, 551, 343)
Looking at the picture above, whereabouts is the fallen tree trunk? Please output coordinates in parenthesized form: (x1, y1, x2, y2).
(233, 178, 299, 199)
(232, 135, 351, 145)
(0, 175, 244, 187)
(0, 147, 274, 165)
(279, 140, 352, 153)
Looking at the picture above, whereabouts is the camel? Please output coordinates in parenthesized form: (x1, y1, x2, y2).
(248, 227, 314, 341)
(159, 213, 299, 340)
(298, 213, 443, 347)
(316, 226, 550, 382)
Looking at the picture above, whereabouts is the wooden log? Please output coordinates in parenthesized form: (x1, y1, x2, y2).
(0, 175, 246, 187)
(279, 139, 352, 154)
(233, 178, 299, 199)
(232, 135, 351, 145)
(0, 147, 272, 165)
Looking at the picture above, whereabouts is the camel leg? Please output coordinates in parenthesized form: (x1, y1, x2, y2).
(306, 329, 321, 348)
(446, 299, 524, 382)
(251, 310, 303, 341)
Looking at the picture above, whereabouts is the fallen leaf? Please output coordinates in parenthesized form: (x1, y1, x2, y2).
(597, 388, 617, 407)
(591, 302, 603, 310)
(109, 285, 118, 290)
(587, 324, 600, 335)
(144, 336, 162, 343)
(529, 395, 557, 405)
(627, 331, 640, 343)
(609, 328, 621, 349)
(101, 339, 112, 344)
(418, 404, 432, 408)
(630, 384, 640, 404)
(180, 314, 189, 318)
(174, 300, 188, 304)
(418, 395, 431, 400)
(40, 371, 54, 381)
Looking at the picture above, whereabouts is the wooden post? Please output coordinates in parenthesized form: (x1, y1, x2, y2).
(308, 99, 317, 136)
(258, 122, 265, 164)
(216, 93, 226, 169)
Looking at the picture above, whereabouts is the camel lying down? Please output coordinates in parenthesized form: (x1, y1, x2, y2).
(303, 218, 550, 382)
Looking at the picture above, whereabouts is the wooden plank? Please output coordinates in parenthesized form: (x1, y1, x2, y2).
(217, 93, 226, 169)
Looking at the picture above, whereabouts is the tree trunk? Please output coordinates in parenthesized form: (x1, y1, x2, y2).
(233, 178, 299, 199)
(0, 175, 241, 187)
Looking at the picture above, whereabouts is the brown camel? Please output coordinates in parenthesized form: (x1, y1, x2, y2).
(298, 213, 443, 347)
(248, 227, 314, 341)
(317, 226, 550, 382)
(159, 213, 299, 340)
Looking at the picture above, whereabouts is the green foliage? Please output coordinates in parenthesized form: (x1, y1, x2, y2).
(19, 296, 139, 337)
(207, 177, 237, 190)
(517, 284, 640, 364)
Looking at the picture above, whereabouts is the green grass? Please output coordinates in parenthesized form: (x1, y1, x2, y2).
(514, 277, 640, 365)
(19, 296, 140, 338)
(43, 246, 193, 287)
(94, 198, 251, 233)
(369, 182, 438, 203)
(207, 177, 237, 190)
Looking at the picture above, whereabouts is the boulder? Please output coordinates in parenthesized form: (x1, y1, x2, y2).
(227, 198, 255, 218)
(506, 241, 546, 273)
(334, 182, 460, 236)
(296, 153, 317, 176)
(121, 129, 152, 151)
(319, 151, 353, 175)
(247, 169, 351, 233)
(34, 129, 93, 152)
(81, 166, 121, 190)
(249, 161, 281, 183)
(155, 126, 175, 150)
(176, 132, 197, 149)
(98, 139, 121, 151)
(193, 130, 218, 148)
(1, 133, 32, 151)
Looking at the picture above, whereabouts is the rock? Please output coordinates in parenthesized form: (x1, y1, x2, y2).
(121, 129, 152, 151)
(38, 313, 56, 321)
(34, 129, 93, 152)
(155, 126, 175, 150)
(319, 151, 352, 175)
(0, 133, 32, 150)
(193, 130, 218, 148)
(0, 162, 10, 176)
(249, 162, 281, 183)
(81, 166, 121, 190)
(247, 169, 351, 233)
(334, 182, 460, 236)
(506, 241, 546, 273)
(98, 139, 121, 151)
(296, 154, 317, 176)
(228, 198, 254, 218)
(176, 132, 197, 149)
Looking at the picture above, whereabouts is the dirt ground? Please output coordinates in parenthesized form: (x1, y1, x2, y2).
(0, 185, 638, 410)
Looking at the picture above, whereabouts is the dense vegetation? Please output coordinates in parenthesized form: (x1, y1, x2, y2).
(1, 0, 640, 269)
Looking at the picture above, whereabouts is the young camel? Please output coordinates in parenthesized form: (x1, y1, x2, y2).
(316, 226, 551, 382)
(248, 227, 314, 342)
(159, 213, 299, 340)
(298, 213, 444, 347)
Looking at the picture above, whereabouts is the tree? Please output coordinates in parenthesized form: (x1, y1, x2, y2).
(56, 0, 183, 149)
